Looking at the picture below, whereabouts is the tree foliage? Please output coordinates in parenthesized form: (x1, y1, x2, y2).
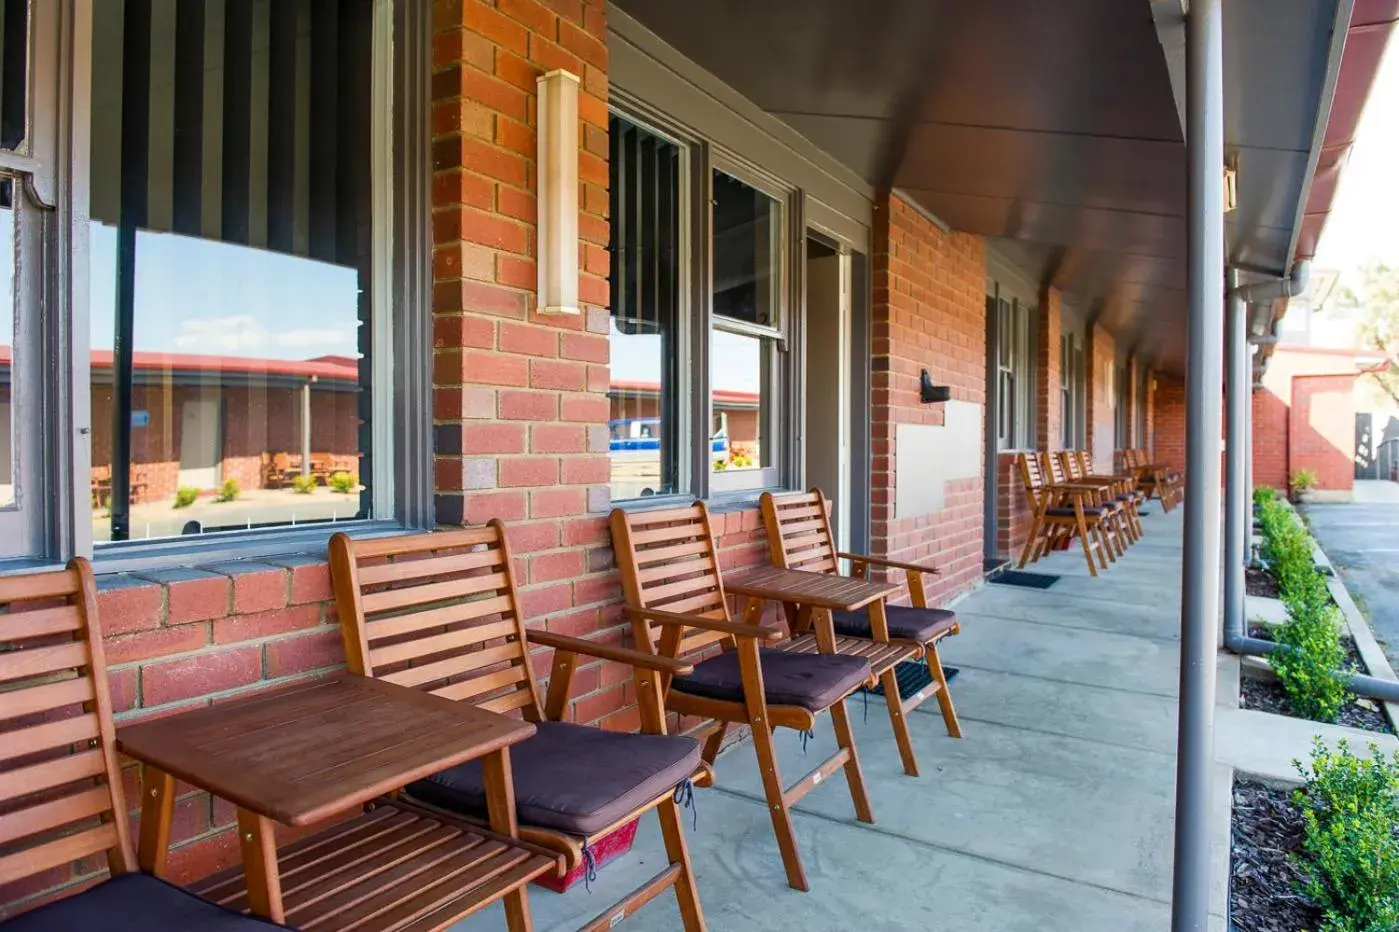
(1346, 261, 1399, 405)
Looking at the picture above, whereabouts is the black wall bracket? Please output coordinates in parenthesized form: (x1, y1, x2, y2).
(920, 368, 951, 404)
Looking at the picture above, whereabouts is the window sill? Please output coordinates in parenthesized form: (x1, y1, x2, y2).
(91, 519, 416, 574)
(0, 556, 67, 577)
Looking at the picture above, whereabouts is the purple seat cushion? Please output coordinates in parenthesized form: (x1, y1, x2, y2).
(408, 721, 700, 837)
(669, 649, 869, 712)
(0, 873, 288, 931)
(1047, 506, 1105, 518)
(830, 605, 958, 644)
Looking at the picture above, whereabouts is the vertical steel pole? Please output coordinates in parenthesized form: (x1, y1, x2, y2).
(1224, 273, 1247, 643)
(1173, 0, 1225, 927)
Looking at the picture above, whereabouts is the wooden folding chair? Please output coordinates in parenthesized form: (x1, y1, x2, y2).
(330, 523, 709, 932)
(1124, 449, 1182, 511)
(610, 503, 875, 893)
(1046, 452, 1128, 562)
(0, 559, 285, 929)
(760, 490, 961, 762)
(1056, 451, 1141, 546)
(1015, 453, 1115, 576)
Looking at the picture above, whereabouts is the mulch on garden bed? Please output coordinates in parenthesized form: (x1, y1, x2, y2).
(1240, 677, 1392, 734)
(1246, 567, 1280, 599)
(1230, 779, 1320, 932)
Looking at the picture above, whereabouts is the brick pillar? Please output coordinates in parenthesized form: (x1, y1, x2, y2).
(1084, 322, 1116, 471)
(430, 0, 633, 725)
(1036, 287, 1062, 451)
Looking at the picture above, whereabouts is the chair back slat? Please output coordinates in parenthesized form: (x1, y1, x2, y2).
(329, 523, 542, 719)
(610, 503, 732, 661)
(0, 559, 135, 886)
(761, 491, 839, 575)
(1045, 452, 1070, 485)
(1058, 451, 1084, 481)
(1074, 451, 1096, 477)
(1016, 452, 1049, 498)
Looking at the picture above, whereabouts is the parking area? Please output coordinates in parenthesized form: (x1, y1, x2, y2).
(1303, 480, 1399, 667)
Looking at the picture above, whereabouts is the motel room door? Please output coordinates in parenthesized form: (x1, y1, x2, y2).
(179, 394, 223, 489)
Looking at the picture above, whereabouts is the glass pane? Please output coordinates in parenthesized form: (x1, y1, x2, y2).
(713, 170, 780, 328)
(711, 330, 772, 489)
(0, 0, 28, 151)
(89, 0, 374, 543)
(609, 116, 682, 500)
(0, 179, 13, 508)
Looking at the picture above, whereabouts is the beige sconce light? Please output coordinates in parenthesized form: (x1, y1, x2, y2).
(536, 69, 581, 315)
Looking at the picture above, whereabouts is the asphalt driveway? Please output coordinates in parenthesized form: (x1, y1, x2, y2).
(1303, 481, 1399, 668)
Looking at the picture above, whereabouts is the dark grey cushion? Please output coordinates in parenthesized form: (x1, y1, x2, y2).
(1047, 506, 1104, 518)
(408, 721, 700, 837)
(670, 649, 869, 712)
(830, 605, 958, 644)
(0, 874, 288, 931)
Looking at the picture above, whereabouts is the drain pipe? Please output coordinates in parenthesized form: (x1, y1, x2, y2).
(1222, 262, 1399, 702)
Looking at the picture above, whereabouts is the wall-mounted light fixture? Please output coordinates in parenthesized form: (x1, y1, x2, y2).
(1223, 163, 1238, 213)
(536, 69, 580, 315)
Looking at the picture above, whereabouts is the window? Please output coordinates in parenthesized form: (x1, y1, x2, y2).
(710, 169, 784, 492)
(607, 111, 793, 502)
(86, 0, 427, 553)
(1061, 330, 1085, 449)
(608, 116, 684, 499)
(990, 287, 1036, 451)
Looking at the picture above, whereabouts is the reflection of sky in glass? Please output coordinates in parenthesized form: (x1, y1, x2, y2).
(609, 318, 759, 395)
(88, 223, 360, 359)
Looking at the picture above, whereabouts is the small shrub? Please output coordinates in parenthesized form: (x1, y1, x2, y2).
(329, 471, 357, 495)
(712, 459, 728, 472)
(292, 474, 317, 495)
(1292, 739, 1399, 932)
(1253, 485, 1278, 507)
(1272, 605, 1348, 722)
(1291, 467, 1319, 499)
(173, 486, 199, 509)
(215, 478, 239, 503)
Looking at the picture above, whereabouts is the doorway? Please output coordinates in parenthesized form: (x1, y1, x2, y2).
(804, 234, 869, 553)
(179, 394, 223, 489)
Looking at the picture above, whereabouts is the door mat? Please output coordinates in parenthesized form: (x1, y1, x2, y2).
(866, 660, 958, 701)
(989, 569, 1060, 590)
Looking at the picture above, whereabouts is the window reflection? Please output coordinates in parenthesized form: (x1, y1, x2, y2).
(713, 171, 780, 328)
(0, 180, 13, 508)
(710, 330, 771, 490)
(89, 0, 373, 543)
(609, 115, 682, 500)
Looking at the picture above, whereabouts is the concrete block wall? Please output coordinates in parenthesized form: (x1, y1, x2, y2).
(1290, 373, 1357, 494)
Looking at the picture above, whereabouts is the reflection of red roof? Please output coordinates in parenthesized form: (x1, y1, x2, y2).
(609, 378, 759, 405)
(0, 346, 357, 381)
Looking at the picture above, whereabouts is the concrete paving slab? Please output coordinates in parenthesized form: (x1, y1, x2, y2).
(961, 587, 1180, 641)
(940, 614, 1181, 697)
(1246, 595, 1288, 627)
(709, 708, 1179, 904)
(1216, 705, 1399, 783)
(942, 666, 1181, 754)
(451, 789, 1180, 932)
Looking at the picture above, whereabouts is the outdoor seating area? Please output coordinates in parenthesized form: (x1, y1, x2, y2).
(1, 487, 969, 930)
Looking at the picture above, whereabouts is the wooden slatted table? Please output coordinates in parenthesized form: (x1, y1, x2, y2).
(117, 674, 560, 931)
(722, 566, 912, 675)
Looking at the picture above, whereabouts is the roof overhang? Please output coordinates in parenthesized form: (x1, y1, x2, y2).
(611, 0, 1396, 376)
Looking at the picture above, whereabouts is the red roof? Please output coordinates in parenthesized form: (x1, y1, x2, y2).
(609, 378, 759, 404)
(0, 346, 359, 381)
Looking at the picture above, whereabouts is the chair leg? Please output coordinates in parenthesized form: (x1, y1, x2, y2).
(701, 723, 728, 767)
(829, 699, 874, 824)
(1094, 523, 1114, 568)
(879, 667, 919, 777)
(748, 716, 808, 891)
(656, 796, 706, 931)
(1076, 517, 1098, 577)
(1018, 513, 1043, 568)
(926, 644, 962, 738)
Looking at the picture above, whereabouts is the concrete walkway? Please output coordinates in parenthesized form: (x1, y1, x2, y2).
(458, 506, 1228, 931)
(1304, 485, 1399, 669)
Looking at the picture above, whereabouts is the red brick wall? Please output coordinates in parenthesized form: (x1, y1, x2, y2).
(1254, 346, 1364, 493)
(1154, 376, 1186, 477)
(1037, 288, 1062, 451)
(870, 194, 985, 600)
(1290, 374, 1356, 493)
(1085, 323, 1116, 471)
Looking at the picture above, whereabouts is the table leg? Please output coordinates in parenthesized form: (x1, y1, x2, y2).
(483, 748, 532, 932)
(740, 596, 765, 627)
(237, 809, 285, 924)
(136, 765, 175, 877)
(812, 606, 838, 653)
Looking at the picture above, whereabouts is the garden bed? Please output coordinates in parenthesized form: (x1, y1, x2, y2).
(1242, 625, 1391, 734)
(1246, 567, 1280, 599)
(1229, 779, 1320, 932)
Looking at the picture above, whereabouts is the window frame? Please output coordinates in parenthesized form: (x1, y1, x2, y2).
(67, 0, 433, 573)
(607, 98, 800, 510)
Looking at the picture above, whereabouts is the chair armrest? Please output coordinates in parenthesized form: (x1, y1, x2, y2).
(624, 606, 784, 642)
(525, 630, 695, 676)
(837, 552, 940, 575)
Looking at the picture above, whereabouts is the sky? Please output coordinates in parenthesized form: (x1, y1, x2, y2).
(1314, 35, 1399, 277)
(87, 223, 361, 359)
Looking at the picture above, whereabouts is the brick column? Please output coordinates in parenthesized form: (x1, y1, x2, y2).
(1036, 287, 1062, 451)
(1084, 322, 1116, 471)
